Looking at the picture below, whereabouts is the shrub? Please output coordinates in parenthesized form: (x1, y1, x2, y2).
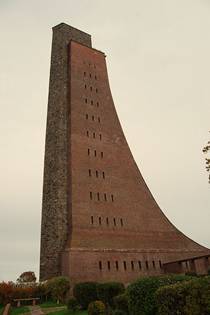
(97, 282, 125, 307)
(0, 282, 14, 305)
(46, 276, 70, 303)
(156, 276, 210, 315)
(67, 297, 80, 312)
(127, 275, 191, 315)
(73, 282, 98, 309)
(88, 300, 106, 315)
(113, 293, 128, 314)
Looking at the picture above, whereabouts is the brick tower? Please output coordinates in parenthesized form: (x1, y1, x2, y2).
(40, 23, 209, 283)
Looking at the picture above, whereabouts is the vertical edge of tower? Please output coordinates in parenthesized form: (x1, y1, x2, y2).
(40, 23, 92, 281)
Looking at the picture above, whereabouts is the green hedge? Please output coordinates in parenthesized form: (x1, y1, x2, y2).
(113, 293, 129, 314)
(156, 276, 210, 315)
(88, 300, 105, 315)
(97, 282, 125, 307)
(127, 275, 192, 315)
(73, 282, 98, 309)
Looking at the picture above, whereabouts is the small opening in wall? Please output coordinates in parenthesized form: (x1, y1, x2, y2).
(84, 72, 86, 76)
(95, 75, 97, 79)
(91, 216, 93, 224)
(102, 172, 105, 179)
(99, 134, 102, 140)
(93, 132, 96, 138)
(106, 217, 109, 226)
(99, 261, 102, 270)
(97, 102, 99, 107)
(94, 150, 97, 157)
(116, 261, 119, 270)
(85, 98, 87, 103)
(146, 261, 149, 270)
(111, 194, 114, 202)
(96, 88, 98, 93)
(108, 261, 111, 270)
(88, 148, 90, 155)
(86, 131, 89, 137)
(159, 260, 162, 269)
(131, 261, 134, 271)
(96, 170, 99, 178)
(90, 86, 93, 91)
(101, 152, 103, 158)
(91, 100, 93, 105)
(90, 191, 93, 200)
(123, 261, 127, 270)
(104, 193, 107, 201)
(89, 73, 92, 78)
(138, 261, 142, 270)
(98, 117, 101, 123)
(97, 192, 100, 201)
(89, 169, 91, 177)
(99, 217, 102, 225)
(92, 115, 94, 121)
(85, 84, 87, 89)
(120, 218, 123, 226)
(113, 218, 116, 226)
(86, 114, 88, 120)
(152, 261, 156, 269)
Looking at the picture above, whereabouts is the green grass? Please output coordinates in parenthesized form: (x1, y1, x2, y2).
(40, 301, 65, 308)
(10, 306, 29, 315)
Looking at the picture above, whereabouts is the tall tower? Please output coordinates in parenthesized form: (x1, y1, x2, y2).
(40, 23, 209, 283)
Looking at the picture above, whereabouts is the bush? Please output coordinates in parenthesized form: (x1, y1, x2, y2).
(113, 294, 128, 314)
(112, 311, 127, 315)
(67, 297, 80, 312)
(127, 275, 192, 315)
(156, 276, 210, 315)
(73, 282, 98, 309)
(46, 276, 70, 303)
(88, 300, 106, 315)
(97, 282, 125, 307)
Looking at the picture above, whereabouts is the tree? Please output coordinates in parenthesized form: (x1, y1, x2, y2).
(16, 271, 36, 284)
(203, 133, 210, 183)
(46, 276, 70, 303)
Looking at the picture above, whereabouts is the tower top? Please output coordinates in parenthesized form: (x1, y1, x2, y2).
(52, 22, 92, 48)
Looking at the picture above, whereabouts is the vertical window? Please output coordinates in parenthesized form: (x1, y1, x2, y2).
(86, 130, 89, 137)
(138, 261, 142, 270)
(104, 193, 107, 201)
(131, 261, 134, 271)
(113, 218, 116, 226)
(99, 261, 102, 270)
(106, 217, 109, 226)
(102, 172, 105, 179)
(89, 73, 92, 78)
(96, 88, 98, 93)
(90, 191, 93, 200)
(94, 150, 97, 157)
(98, 117, 101, 123)
(111, 194, 114, 202)
(97, 102, 99, 107)
(89, 169, 91, 177)
(84, 72, 86, 76)
(90, 86, 93, 91)
(107, 261, 111, 270)
(120, 218, 123, 227)
(92, 115, 94, 121)
(88, 148, 90, 156)
(85, 98, 88, 104)
(99, 134, 102, 140)
(93, 132, 96, 138)
(101, 152, 103, 158)
(123, 261, 127, 270)
(115, 261, 119, 270)
(91, 216, 93, 224)
(91, 100, 93, 105)
(86, 114, 88, 120)
(146, 261, 149, 270)
(97, 192, 100, 201)
(85, 84, 87, 89)
(95, 75, 97, 80)
(159, 260, 162, 269)
(96, 170, 99, 178)
(152, 261, 156, 269)
(99, 217, 101, 225)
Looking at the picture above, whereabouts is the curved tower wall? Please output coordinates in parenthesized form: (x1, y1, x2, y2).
(40, 23, 209, 283)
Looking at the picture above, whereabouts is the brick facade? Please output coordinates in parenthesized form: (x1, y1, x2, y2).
(40, 23, 210, 284)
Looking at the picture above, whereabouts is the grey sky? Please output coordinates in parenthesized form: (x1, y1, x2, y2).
(0, 0, 209, 281)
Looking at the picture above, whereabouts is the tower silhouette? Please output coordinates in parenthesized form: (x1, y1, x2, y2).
(40, 23, 209, 283)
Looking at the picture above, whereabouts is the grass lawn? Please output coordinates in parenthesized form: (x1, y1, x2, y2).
(10, 306, 29, 315)
(49, 311, 87, 315)
(40, 301, 65, 308)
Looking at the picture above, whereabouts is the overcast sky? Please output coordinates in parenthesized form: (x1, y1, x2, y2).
(0, 0, 209, 282)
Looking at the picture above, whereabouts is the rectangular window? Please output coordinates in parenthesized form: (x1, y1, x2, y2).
(146, 261, 149, 270)
(93, 132, 96, 138)
(106, 217, 109, 226)
(115, 261, 119, 270)
(101, 152, 103, 158)
(113, 218, 116, 226)
(120, 218, 123, 227)
(84, 72, 86, 76)
(86, 114, 88, 120)
(96, 88, 98, 93)
(91, 216, 94, 224)
(86, 130, 89, 137)
(92, 115, 94, 121)
(138, 261, 142, 270)
(97, 192, 100, 201)
(85, 98, 87, 103)
(104, 193, 107, 201)
(99, 134, 102, 140)
(159, 260, 162, 268)
(97, 102, 99, 107)
(94, 150, 97, 157)
(99, 261, 102, 270)
(98, 117, 100, 123)
(96, 170, 98, 178)
(88, 148, 90, 156)
(89, 169, 91, 177)
(152, 261, 155, 269)
(91, 100, 93, 105)
(107, 261, 111, 270)
(111, 194, 114, 202)
(102, 172, 105, 179)
(99, 217, 101, 225)
(85, 84, 87, 89)
(131, 261, 134, 271)
(123, 261, 127, 270)
(90, 191, 93, 200)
